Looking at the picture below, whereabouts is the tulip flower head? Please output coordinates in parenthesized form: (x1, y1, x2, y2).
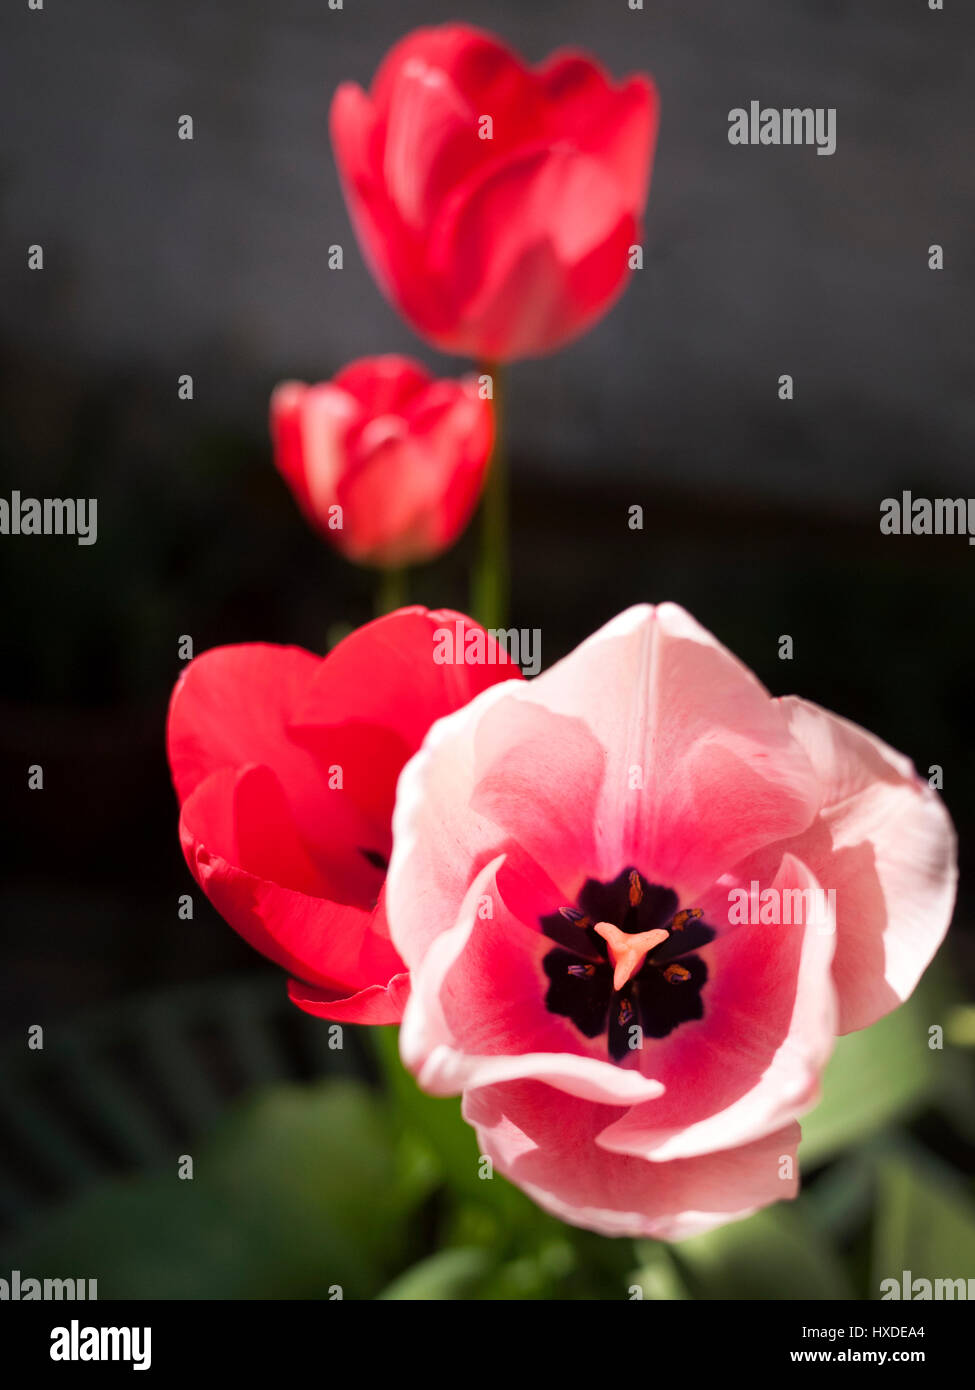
(331, 25, 659, 361)
(166, 608, 521, 1023)
(271, 356, 493, 568)
(386, 604, 956, 1237)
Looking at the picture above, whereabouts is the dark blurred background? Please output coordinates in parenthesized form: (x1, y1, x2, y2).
(0, 0, 973, 1266)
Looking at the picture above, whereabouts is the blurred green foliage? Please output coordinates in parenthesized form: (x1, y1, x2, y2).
(3, 955, 973, 1300)
(798, 964, 951, 1167)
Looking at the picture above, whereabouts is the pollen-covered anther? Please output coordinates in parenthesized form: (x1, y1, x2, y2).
(671, 907, 703, 932)
(559, 905, 592, 928)
(663, 963, 691, 983)
(594, 919, 670, 991)
(567, 963, 596, 979)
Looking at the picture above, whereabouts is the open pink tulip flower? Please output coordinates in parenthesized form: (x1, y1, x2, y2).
(386, 604, 957, 1237)
(271, 356, 493, 568)
(166, 607, 521, 1024)
(330, 25, 659, 361)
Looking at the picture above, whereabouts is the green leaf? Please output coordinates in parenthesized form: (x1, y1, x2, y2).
(1, 1178, 268, 1301)
(370, 1026, 484, 1199)
(376, 1247, 492, 1300)
(871, 1152, 975, 1298)
(945, 1004, 975, 1048)
(629, 1242, 692, 1300)
(800, 1155, 875, 1239)
(369, 1027, 566, 1241)
(2, 1080, 424, 1299)
(799, 969, 948, 1168)
(476, 1239, 579, 1300)
(671, 1202, 854, 1300)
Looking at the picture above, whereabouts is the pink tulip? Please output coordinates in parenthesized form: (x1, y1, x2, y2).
(166, 607, 520, 1024)
(330, 25, 658, 361)
(386, 604, 956, 1237)
(271, 356, 492, 568)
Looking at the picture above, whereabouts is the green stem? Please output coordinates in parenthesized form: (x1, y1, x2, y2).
(376, 565, 408, 617)
(472, 364, 508, 629)
(369, 1024, 404, 1092)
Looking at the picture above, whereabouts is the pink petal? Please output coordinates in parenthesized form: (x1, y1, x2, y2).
(330, 82, 436, 331)
(334, 382, 490, 567)
(289, 607, 520, 758)
(539, 54, 659, 212)
(269, 383, 314, 516)
(426, 144, 636, 359)
(387, 604, 822, 972)
(399, 857, 665, 1106)
(333, 354, 432, 415)
(750, 697, 957, 1033)
(167, 644, 324, 805)
(293, 382, 359, 531)
(388, 681, 606, 970)
(288, 971, 410, 1025)
(179, 768, 401, 992)
(596, 854, 838, 1161)
(523, 604, 823, 899)
(464, 1079, 800, 1240)
(370, 24, 538, 132)
(380, 51, 483, 232)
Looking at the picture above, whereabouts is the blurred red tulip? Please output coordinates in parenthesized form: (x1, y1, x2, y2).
(271, 355, 493, 568)
(331, 24, 658, 361)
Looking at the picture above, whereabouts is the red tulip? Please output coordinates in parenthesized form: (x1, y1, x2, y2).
(271, 356, 492, 568)
(166, 607, 522, 1023)
(330, 24, 658, 361)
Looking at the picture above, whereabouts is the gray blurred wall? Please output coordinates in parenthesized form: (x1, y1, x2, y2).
(2, 0, 973, 507)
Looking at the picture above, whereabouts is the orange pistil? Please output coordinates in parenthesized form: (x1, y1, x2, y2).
(594, 919, 670, 991)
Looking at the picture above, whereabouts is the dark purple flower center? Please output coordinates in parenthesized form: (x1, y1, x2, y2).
(541, 867, 714, 1062)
